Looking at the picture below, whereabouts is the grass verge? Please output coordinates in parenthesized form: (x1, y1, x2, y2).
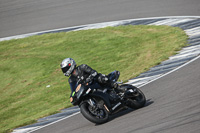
(0, 25, 188, 132)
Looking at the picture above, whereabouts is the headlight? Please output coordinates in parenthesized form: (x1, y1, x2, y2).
(75, 84, 81, 92)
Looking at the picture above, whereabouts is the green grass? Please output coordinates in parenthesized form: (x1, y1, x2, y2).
(0, 25, 188, 132)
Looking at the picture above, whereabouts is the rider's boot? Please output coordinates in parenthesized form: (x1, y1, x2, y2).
(111, 82, 126, 92)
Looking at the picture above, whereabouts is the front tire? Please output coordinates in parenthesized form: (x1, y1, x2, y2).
(80, 101, 109, 124)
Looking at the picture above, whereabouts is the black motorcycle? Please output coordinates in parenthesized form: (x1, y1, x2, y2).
(70, 71, 146, 124)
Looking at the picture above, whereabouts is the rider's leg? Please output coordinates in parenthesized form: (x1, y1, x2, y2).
(97, 74, 125, 92)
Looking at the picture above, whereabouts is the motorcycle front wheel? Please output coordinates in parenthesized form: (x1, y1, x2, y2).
(80, 100, 109, 124)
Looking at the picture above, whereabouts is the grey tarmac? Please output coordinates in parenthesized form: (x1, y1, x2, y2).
(0, 0, 200, 38)
(1, 0, 199, 132)
(32, 55, 200, 133)
(12, 17, 200, 133)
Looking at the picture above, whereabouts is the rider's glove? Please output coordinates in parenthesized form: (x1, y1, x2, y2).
(85, 72, 97, 85)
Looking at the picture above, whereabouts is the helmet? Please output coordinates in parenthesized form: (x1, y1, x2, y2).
(60, 58, 76, 76)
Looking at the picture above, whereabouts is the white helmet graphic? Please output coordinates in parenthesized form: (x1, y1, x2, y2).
(60, 58, 76, 76)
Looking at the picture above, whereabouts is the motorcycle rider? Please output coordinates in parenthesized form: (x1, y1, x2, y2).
(60, 58, 121, 100)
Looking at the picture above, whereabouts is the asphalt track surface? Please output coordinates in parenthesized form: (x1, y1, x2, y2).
(0, 0, 200, 38)
(1, 0, 200, 133)
(33, 56, 200, 133)
(11, 16, 200, 133)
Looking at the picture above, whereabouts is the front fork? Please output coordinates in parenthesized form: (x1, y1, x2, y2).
(87, 98, 110, 114)
(88, 98, 96, 107)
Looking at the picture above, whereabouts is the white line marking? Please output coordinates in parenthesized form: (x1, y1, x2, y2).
(13, 127, 40, 133)
(167, 19, 195, 26)
(137, 55, 200, 88)
(10, 16, 200, 133)
(180, 45, 200, 52)
(127, 74, 162, 83)
(74, 21, 127, 31)
(1, 16, 200, 42)
(27, 112, 80, 133)
(26, 55, 200, 133)
(169, 52, 200, 60)
(149, 19, 179, 25)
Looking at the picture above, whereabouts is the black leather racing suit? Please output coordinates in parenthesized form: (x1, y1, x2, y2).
(68, 64, 112, 97)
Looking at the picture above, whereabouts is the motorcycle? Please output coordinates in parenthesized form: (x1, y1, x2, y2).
(70, 71, 146, 124)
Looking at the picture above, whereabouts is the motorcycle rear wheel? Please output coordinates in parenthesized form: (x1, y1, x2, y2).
(127, 87, 146, 109)
(80, 101, 109, 124)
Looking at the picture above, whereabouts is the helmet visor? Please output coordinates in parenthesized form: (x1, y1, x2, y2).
(61, 65, 71, 74)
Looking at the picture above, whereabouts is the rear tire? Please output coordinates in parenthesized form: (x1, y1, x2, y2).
(127, 87, 146, 109)
(80, 101, 109, 124)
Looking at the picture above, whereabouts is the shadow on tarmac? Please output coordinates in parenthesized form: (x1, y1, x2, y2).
(95, 99, 154, 126)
